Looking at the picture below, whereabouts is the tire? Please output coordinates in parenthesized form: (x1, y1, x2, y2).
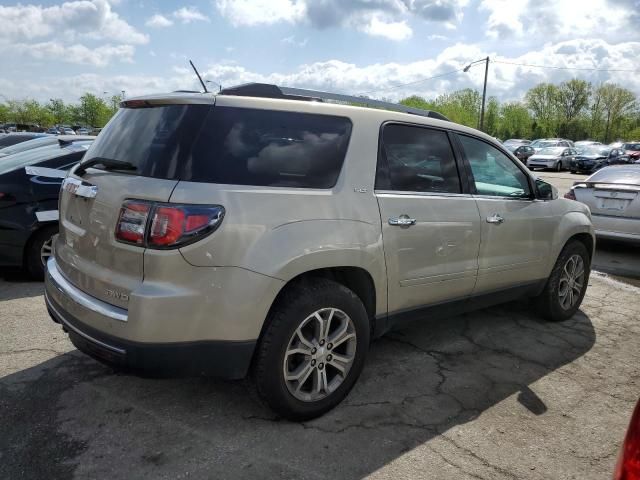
(25, 225, 58, 280)
(570, 170, 577, 174)
(250, 278, 370, 421)
(534, 240, 590, 322)
(556, 161, 562, 172)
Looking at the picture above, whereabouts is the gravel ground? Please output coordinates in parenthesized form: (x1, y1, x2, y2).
(1, 269, 639, 479)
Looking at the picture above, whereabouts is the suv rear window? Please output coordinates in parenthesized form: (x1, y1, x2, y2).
(84, 105, 352, 188)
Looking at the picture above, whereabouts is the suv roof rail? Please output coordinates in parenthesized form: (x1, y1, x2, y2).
(218, 83, 450, 121)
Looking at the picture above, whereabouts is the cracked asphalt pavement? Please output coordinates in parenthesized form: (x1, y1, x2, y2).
(1, 269, 639, 479)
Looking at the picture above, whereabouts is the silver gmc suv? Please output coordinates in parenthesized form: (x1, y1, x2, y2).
(45, 83, 594, 420)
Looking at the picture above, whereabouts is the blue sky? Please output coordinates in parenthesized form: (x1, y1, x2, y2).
(0, 0, 639, 103)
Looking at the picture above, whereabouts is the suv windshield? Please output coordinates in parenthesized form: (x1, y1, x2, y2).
(624, 143, 640, 150)
(84, 105, 353, 188)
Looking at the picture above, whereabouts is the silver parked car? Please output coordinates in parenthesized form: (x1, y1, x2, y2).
(527, 146, 577, 171)
(566, 165, 640, 243)
(45, 83, 595, 420)
(530, 138, 574, 152)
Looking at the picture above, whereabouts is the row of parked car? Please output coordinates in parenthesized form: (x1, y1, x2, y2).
(504, 138, 640, 174)
(0, 124, 101, 135)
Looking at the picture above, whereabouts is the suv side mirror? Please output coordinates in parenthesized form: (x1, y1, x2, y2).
(536, 179, 557, 200)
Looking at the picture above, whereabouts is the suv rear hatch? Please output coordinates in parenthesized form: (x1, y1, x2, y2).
(55, 98, 214, 308)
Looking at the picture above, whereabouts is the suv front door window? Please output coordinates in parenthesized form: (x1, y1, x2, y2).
(457, 134, 555, 294)
(375, 124, 481, 313)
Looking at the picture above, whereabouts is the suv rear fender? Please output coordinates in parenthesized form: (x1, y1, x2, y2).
(547, 208, 595, 274)
(181, 218, 387, 318)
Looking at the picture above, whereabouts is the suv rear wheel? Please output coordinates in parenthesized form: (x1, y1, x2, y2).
(251, 278, 370, 420)
(535, 240, 590, 322)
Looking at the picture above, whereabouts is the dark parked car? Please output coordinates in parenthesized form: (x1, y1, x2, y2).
(569, 146, 629, 174)
(0, 139, 93, 278)
(623, 142, 640, 163)
(508, 144, 535, 163)
(0, 132, 49, 148)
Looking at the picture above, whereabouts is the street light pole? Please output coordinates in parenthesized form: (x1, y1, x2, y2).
(480, 56, 489, 131)
(463, 56, 490, 131)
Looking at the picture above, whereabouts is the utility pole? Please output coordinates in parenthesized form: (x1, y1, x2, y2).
(480, 56, 489, 131)
(464, 56, 490, 131)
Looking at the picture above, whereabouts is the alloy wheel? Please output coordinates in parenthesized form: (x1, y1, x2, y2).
(558, 254, 585, 310)
(283, 307, 357, 402)
(40, 237, 53, 267)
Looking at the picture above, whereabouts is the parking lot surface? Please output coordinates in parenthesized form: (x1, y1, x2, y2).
(1, 269, 639, 480)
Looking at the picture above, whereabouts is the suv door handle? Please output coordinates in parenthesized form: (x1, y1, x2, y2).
(486, 214, 504, 224)
(389, 215, 416, 227)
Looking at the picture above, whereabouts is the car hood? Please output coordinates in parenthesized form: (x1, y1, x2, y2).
(625, 150, 640, 156)
(575, 155, 605, 161)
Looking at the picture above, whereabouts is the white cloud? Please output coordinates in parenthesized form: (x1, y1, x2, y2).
(480, 0, 632, 40)
(172, 6, 210, 23)
(0, 0, 148, 45)
(214, 0, 467, 39)
(145, 14, 173, 28)
(282, 35, 309, 47)
(215, 0, 305, 26)
(4, 42, 135, 67)
(1, 39, 638, 104)
(361, 16, 413, 41)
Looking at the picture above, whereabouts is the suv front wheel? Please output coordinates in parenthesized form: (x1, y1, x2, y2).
(251, 278, 370, 420)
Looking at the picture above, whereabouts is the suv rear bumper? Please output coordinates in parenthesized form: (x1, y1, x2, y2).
(45, 259, 256, 379)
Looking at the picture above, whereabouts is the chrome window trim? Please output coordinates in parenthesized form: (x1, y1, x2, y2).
(47, 257, 128, 323)
(471, 194, 535, 202)
(374, 189, 474, 199)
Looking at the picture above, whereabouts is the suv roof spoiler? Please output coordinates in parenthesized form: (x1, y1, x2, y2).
(218, 83, 450, 121)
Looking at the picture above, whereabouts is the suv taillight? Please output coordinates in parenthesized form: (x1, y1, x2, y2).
(116, 201, 151, 245)
(115, 200, 224, 249)
(614, 400, 640, 480)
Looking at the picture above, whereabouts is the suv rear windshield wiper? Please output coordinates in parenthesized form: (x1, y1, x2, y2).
(75, 157, 137, 176)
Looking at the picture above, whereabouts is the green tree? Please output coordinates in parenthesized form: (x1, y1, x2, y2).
(46, 98, 68, 125)
(484, 97, 500, 136)
(525, 83, 559, 137)
(598, 83, 636, 142)
(557, 79, 591, 122)
(498, 102, 532, 139)
(77, 93, 113, 127)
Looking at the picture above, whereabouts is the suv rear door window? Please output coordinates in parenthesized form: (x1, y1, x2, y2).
(84, 105, 352, 189)
(376, 124, 461, 193)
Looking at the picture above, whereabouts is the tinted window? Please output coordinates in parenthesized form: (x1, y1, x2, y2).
(458, 135, 531, 198)
(376, 125, 461, 193)
(188, 107, 352, 188)
(85, 105, 352, 188)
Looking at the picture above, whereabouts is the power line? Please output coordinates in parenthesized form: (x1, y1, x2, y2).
(358, 68, 463, 95)
(493, 59, 640, 73)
